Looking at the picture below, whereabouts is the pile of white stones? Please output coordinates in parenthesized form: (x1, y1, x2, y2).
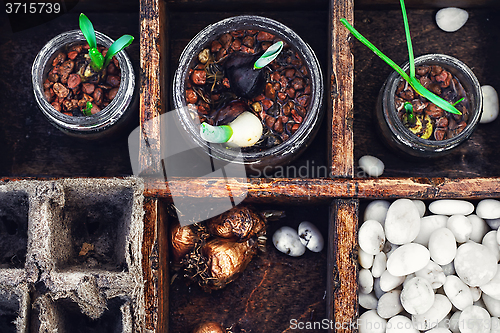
(358, 198, 500, 333)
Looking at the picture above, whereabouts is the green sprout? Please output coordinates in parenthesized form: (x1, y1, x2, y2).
(340, 0, 462, 115)
(79, 13, 134, 72)
(82, 101, 93, 116)
(254, 41, 284, 69)
(404, 101, 416, 125)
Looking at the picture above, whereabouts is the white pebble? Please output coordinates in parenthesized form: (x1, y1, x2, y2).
(443, 275, 473, 310)
(380, 270, 405, 292)
(403, 273, 417, 287)
(385, 199, 421, 245)
(470, 286, 482, 302)
(468, 214, 489, 243)
(358, 310, 386, 333)
(360, 268, 374, 294)
(482, 293, 500, 317)
(411, 294, 452, 331)
(486, 218, 500, 230)
(401, 277, 435, 315)
(428, 200, 474, 216)
(372, 252, 387, 278)
(386, 315, 418, 333)
(459, 305, 491, 333)
(497, 229, 500, 245)
(272, 226, 306, 257)
(437, 315, 451, 329)
(359, 220, 386, 255)
(448, 310, 462, 333)
(377, 290, 403, 319)
(387, 243, 430, 276)
(364, 200, 391, 226)
(427, 329, 451, 333)
(435, 7, 469, 32)
(412, 200, 426, 218)
(480, 85, 499, 123)
(480, 264, 500, 300)
(441, 262, 456, 276)
(414, 215, 448, 246)
(491, 317, 500, 333)
(297, 221, 324, 252)
(482, 231, 500, 261)
(477, 199, 500, 219)
(360, 292, 379, 310)
(447, 215, 472, 243)
(415, 260, 446, 289)
(454, 242, 498, 287)
(428, 228, 457, 265)
(359, 155, 385, 177)
(374, 278, 385, 299)
(359, 247, 375, 269)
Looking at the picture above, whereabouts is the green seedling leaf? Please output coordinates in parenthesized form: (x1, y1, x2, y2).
(79, 13, 97, 49)
(82, 101, 93, 116)
(89, 47, 104, 71)
(404, 101, 416, 125)
(452, 97, 465, 106)
(254, 41, 284, 70)
(200, 122, 233, 143)
(103, 35, 134, 69)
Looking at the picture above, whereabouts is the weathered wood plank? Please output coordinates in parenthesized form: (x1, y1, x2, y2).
(356, 0, 500, 9)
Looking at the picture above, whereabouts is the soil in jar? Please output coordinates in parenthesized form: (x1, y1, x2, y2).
(185, 29, 312, 153)
(43, 41, 121, 117)
(395, 65, 470, 141)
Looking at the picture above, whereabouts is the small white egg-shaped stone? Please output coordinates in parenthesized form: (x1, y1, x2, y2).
(455, 242, 498, 287)
(401, 277, 435, 315)
(360, 268, 374, 294)
(415, 260, 446, 289)
(477, 199, 500, 219)
(364, 200, 391, 226)
(448, 310, 462, 333)
(480, 264, 500, 300)
(412, 200, 426, 218)
(491, 317, 500, 333)
(372, 252, 387, 278)
(447, 215, 472, 243)
(359, 246, 375, 269)
(427, 328, 452, 333)
(437, 315, 451, 329)
(480, 85, 499, 124)
(359, 220, 386, 255)
(483, 293, 500, 317)
(428, 228, 457, 265)
(380, 270, 405, 292)
(385, 199, 421, 245)
(377, 290, 403, 319)
(387, 243, 430, 276)
(374, 278, 385, 299)
(360, 292, 379, 310)
(403, 273, 417, 287)
(486, 218, 500, 230)
(414, 215, 448, 246)
(297, 221, 324, 252)
(412, 294, 452, 331)
(272, 226, 306, 257)
(459, 305, 491, 333)
(358, 310, 387, 333)
(482, 231, 500, 261)
(443, 275, 473, 310)
(468, 214, 490, 243)
(226, 111, 263, 147)
(359, 155, 385, 177)
(497, 229, 500, 245)
(470, 286, 482, 302)
(428, 200, 474, 216)
(441, 262, 456, 276)
(435, 7, 469, 32)
(386, 315, 418, 333)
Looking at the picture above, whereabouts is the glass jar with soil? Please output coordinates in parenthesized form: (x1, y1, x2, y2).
(32, 30, 137, 139)
(376, 54, 482, 157)
(173, 16, 323, 169)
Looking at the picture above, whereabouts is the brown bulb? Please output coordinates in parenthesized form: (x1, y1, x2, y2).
(192, 322, 226, 333)
(170, 222, 198, 263)
(207, 206, 266, 242)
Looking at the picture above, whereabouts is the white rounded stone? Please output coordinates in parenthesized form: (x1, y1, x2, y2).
(387, 243, 430, 276)
(458, 305, 491, 333)
(470, 286, 482, 302)
(482, 231, 500, 261)
(359, 247, 375, 269)
(385, 199, 421, 245)
(360, 268, 374, 294)
(403, 273, 417, 287)
(358, 310, 386, 333)
(297, 221, 324, 252)
(272, 226, 306, 257)
(428, 228, 457, 265)
(491, 317, 500, 333)
(428, 200, 474, 216)
(486, 218, 500, 230)
(374, 278, 385, 299)
(372, 252, 387, 278)
(435, 7, 469, 32)
(482, 293, 500, 317)
(401, 277, 435, 315)
(497, 229, 500, 245)
(454, 242, 498, 287)
(359, 155, 385, 177)
(360, 292, 379, 310)
(449, 310, 462, 333)
(480, 85, 499, 124)
(411, 294, 452, 331)
(415, 260, 446, 289)
(427, 328, 451, 333)
(414, 215, 448, 246)
(377, 290, 403, 319)
(437, 315, 451, 329)
(468, 214, 489, 243)
(480, 264, 500, 300)
(444, 275, 473, 310)
(359, 220, 386, 255)
(380, 270, 405, 292)
(364, 200, 391, 226)
(447, 215, 472, 243)
(441, 262, 456, 276)
(477, 199, 500, 219)
(386, 315, 418, 333)
(412, 200, 426, 218)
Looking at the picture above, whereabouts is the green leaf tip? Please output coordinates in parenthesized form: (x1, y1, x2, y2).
(79, 13, 97, 49)
(254, 41, 284, 70)
(82, 101, 93, 116)
(103, 35, 134, 68)
(200, 123, 233, 143)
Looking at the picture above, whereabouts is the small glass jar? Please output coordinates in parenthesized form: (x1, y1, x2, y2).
(32, 30, 137, 140)
(375, 54, 482, 157)
(173, 15, 324, 169)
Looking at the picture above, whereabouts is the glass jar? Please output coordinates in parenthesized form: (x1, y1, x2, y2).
(375, 54, 482, 157)
(172, 15, 324, 170)
(32, 30, 137, 140)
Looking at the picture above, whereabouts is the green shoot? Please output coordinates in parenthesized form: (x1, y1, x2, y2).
(452, 97, 465, 106)
(340, 0, 462, 115)
(79, 13, 134, 72)
(200, 123, 233, 143)
(254, 41, 284, 70)
(82, 101, 93, 116)
(404, 102, 416, 125)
